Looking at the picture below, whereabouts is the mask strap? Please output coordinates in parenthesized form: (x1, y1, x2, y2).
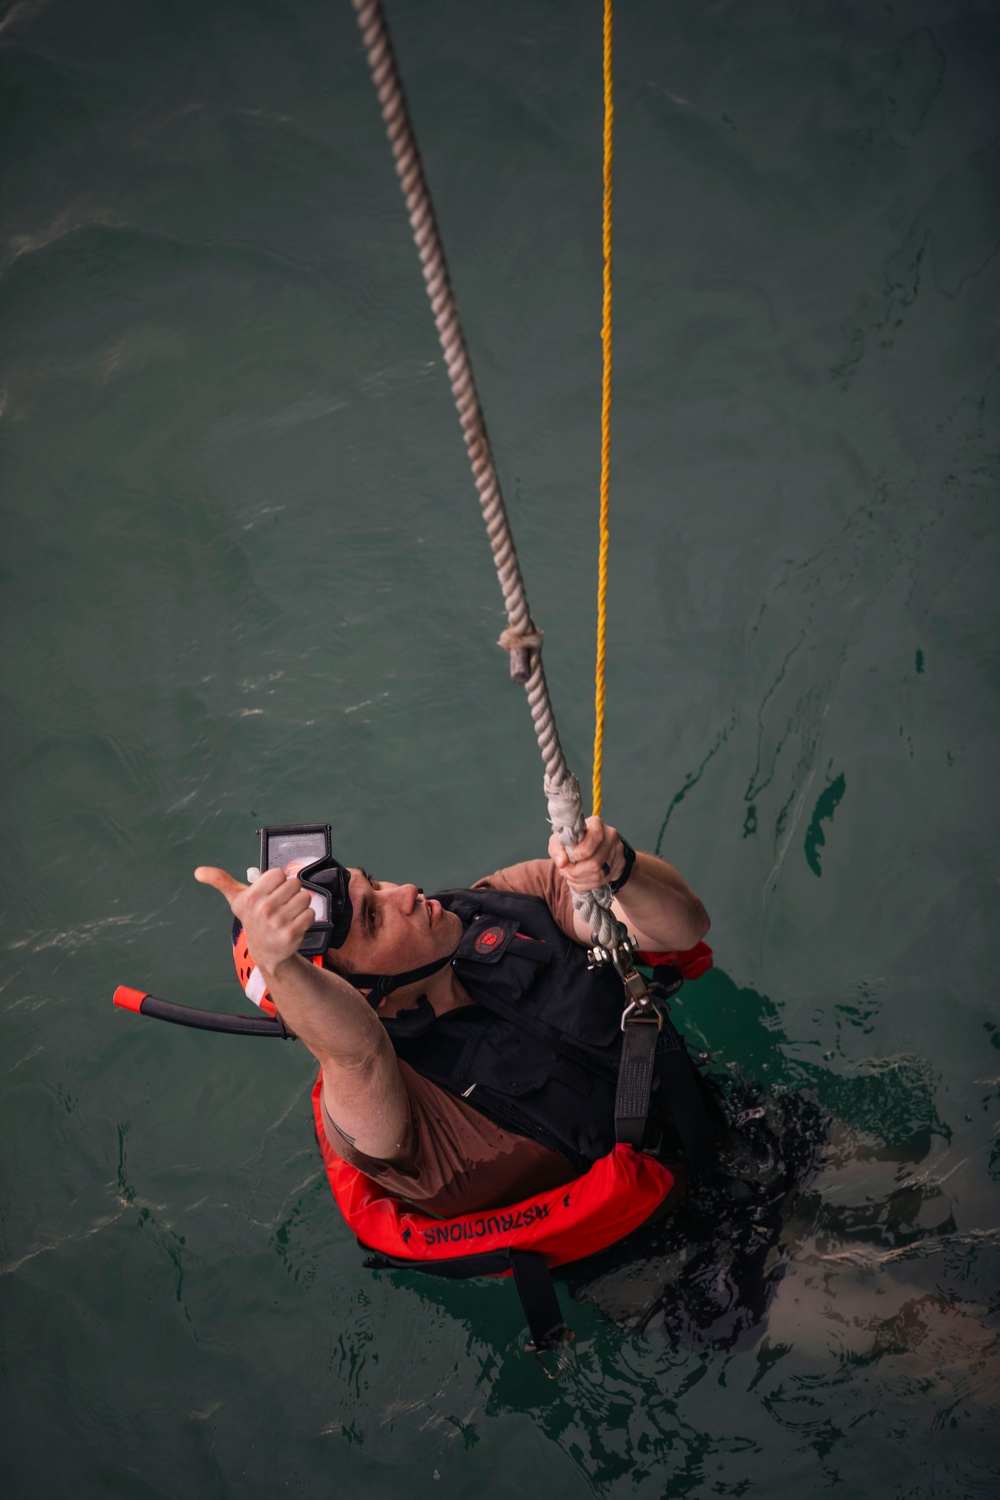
(345, 950, 456, 1007)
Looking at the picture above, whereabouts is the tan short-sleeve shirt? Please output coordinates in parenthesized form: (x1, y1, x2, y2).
(321, 860, 582, 1216)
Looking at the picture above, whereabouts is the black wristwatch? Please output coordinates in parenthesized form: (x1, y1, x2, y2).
(608, 836, 636, 894)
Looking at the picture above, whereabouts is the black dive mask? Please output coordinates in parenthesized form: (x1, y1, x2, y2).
(258, 824, 353, 957)
(257, 822, 459, 995)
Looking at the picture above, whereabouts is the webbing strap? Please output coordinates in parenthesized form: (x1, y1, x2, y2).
(509, 1250, 569, 1353)
(363, 1244, 572, 1360)
(614, 1016, 660, 1148)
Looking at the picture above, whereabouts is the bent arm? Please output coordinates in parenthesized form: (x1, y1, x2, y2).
(195, 866, 410, 1162)
(607, 850, 710, 953)
(257, 951, 410, 1161)
(547, 818, 710, 952)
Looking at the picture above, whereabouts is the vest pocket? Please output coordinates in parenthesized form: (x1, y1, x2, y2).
(465, 1029, 559, 1097)
(549, 1057, 594, 1097)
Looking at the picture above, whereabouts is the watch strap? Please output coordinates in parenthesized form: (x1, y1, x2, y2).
(608, 836, 636, 894)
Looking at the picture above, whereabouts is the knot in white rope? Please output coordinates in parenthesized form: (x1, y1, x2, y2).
(498, 625, 544, 684)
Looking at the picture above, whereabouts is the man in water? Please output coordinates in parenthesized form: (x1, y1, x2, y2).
(196, 817, 709, 1215)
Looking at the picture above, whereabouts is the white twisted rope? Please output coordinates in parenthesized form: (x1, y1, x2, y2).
(351, 0, 621, 945)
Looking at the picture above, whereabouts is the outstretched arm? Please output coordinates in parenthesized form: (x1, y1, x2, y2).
(194, 866, 410, 1162)
(547, 818, 710, 952)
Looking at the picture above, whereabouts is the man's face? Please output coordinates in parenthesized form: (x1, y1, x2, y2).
(331, 869, 462, 1001)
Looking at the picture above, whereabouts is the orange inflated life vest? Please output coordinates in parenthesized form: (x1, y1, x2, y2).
(233, 909, 712, 1278)
(310, 1073, 677, 1271)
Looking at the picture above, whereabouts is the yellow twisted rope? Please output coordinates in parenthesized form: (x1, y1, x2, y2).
(593, 0, 613, 818)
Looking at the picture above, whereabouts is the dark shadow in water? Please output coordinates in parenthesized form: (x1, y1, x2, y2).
(562, 966, 952, 1350)
(563, 1072, 828, 1351)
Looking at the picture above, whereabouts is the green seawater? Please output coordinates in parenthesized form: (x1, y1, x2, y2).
(2, 2, 998, 1495)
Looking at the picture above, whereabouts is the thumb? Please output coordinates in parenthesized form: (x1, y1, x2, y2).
(576, 816, 603, 854)
(194, 866, 247, 906)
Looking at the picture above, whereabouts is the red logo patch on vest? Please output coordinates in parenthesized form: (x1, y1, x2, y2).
(475, 925, 505, 954)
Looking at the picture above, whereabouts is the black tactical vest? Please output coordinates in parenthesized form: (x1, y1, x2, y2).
(380, 886, 630, 1170)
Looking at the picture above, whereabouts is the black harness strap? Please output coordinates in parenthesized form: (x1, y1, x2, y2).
(362, 1247, 510, 1277)
(611, 968, 718, 1166)
(360, 1244, 570, 1356)
(509, 1250, 569, 1354)
(614, 1014, 661, 1148)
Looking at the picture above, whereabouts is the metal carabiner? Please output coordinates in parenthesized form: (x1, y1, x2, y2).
(620, 996, 664, 1032)
(589, 929, 655, 1010)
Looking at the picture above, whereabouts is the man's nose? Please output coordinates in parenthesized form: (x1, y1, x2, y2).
(398, 883, 420, 913)
(384, 882, 418, 912)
